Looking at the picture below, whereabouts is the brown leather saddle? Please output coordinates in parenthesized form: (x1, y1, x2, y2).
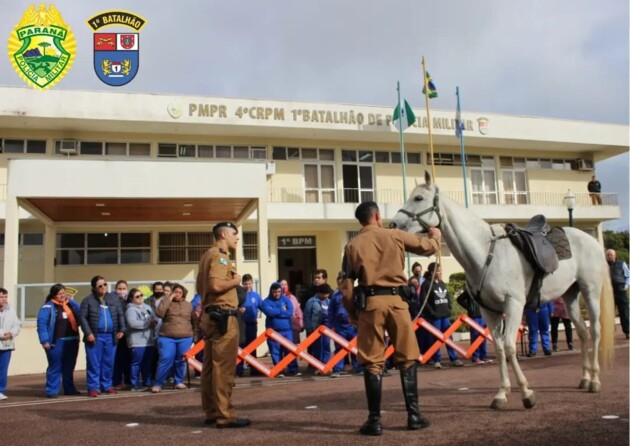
(506, 215, 569, 311)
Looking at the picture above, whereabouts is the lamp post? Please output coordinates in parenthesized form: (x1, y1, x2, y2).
(563, 189, 576, 227)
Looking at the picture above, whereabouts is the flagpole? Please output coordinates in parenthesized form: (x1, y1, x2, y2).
(421, 56, 441, 264)
(397, 81, 408, 201)
(397, 81, 412, 276)
(421, 56, 436, 182)
(456, 86, 470, 208)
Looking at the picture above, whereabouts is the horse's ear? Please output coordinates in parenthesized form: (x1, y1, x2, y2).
(424, 170, 432, 186)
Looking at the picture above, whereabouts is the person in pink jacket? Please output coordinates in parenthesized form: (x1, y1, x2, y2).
(281, 279, 303, 376)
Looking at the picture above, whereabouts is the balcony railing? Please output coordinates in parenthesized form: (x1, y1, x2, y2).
(267, 188, 619, 207)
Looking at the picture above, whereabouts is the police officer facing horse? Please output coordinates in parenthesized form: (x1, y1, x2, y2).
(341, 201, 441, 436)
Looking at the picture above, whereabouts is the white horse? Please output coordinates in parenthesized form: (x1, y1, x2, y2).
(389, 172, 615, 410)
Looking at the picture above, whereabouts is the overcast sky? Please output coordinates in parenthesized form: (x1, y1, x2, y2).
(1, 0, 628, 229)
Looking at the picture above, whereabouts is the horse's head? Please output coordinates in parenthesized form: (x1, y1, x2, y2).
(389, 171, 442, 233)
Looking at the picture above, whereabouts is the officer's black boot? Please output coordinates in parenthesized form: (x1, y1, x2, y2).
(400, 364, 430, 430)
(359, 371, 382, 436)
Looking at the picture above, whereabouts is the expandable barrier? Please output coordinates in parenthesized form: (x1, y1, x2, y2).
(183, 314, 526, 378)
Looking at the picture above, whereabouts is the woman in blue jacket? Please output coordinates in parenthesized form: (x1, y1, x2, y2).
(36, 284, 81, 398)
(260, 282, 297, 377)
(79, 276, 126, 397)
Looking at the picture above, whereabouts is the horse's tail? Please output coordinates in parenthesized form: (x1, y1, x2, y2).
(599, 266, 615, 369)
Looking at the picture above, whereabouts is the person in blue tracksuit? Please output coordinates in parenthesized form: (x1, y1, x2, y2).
(525, 301, 553, 357)
(304, 283, 332, 372)
(236, 274, 263, 377)
(260, 282, 296, 377)
(79, 275, 126, 397)
(327, 274, 361, 377)
(36, 283, 81, 398)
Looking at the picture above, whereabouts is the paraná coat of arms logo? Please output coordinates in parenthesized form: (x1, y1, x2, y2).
(7, 4, 76, 90)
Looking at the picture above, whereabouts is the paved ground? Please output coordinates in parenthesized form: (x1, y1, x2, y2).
(1, 331, 628, 446)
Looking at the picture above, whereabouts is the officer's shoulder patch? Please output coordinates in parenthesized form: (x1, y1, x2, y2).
(219, 257, 228, 266)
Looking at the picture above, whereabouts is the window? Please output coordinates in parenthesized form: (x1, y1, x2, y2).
(273, 146, 334, 161)
(242, 232, 258, 261)
(178, 144, 196, 157)
(1, 139, 47, 154)
(3, 139, 25, 153)
(56, 233, 150, 265)
(105, 142, 151, 157)
(251, 147, 267, 160)
(80, 142, 103, 156)
(158, 232, 214, 264)
(22, 233, 44, 245)
(406, 153, 421, 164)
(215, 145, 231, 158)
(129, 143, 151, 157)
(502, 169, 529, 204)
(198, 145, 214, 158)
(105, 142, 127, 156)
(0, 233, 44, 246)
(233, 146, 249, 159)
(470, 167, 498, 204)
(304, 164, 336, 203)
(342, 149, 374, 203)
(158, 143, 177, 157)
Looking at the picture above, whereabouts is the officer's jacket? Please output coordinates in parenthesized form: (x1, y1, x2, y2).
(343, 225, 439, 287)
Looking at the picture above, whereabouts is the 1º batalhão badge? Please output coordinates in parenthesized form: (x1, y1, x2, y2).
(7, 4, 76, 90)
(87, 11, 147, 87)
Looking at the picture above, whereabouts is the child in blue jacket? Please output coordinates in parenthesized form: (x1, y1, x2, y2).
(260, 282, 297, 377)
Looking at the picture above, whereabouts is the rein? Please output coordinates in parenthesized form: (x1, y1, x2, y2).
(396, 187, 443, 233)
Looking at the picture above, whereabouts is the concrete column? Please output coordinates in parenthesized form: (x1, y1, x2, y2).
(256, 197, 271, 289)
(43, 224, 56, 282)
(3, 194, 19, 296)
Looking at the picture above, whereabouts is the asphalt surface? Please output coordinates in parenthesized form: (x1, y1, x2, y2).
(0, 330, 628, 446)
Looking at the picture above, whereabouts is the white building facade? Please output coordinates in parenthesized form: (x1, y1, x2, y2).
(0, 86, 626, 374)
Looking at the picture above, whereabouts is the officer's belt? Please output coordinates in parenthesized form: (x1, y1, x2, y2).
(362, 286, 401, 296)
(205, 306, 239, 316)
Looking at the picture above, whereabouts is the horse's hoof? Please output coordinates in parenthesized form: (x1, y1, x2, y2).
(578, 379, 590, 390)
(588, 382, 601, 393)
(523, 393, 536, 409)
(490, 398, 507, 410)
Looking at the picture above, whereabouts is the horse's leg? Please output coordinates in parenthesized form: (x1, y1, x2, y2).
(579, 281, 602, 393)
(484, 312, 511, 409)
(564, 285, 592, 390)
(502, 301, 535, 409)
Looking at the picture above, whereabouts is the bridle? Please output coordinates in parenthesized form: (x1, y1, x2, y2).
(396, 187, 443, 233)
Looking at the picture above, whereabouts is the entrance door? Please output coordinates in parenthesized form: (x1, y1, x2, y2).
(277, 236, 317, 297)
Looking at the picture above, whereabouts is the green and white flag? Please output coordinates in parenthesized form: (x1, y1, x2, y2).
(392, 99, 416, 132)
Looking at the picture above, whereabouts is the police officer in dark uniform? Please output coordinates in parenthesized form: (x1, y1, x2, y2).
(341, 201, 441, 436)
(196, 222, 250, 428)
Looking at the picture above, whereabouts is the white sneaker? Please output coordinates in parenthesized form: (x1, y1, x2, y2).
(0, 393, 7, 400)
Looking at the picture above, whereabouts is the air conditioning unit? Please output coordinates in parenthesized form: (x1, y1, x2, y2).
(265, 161, 276, 175)
(58, 140, 78, 155)
(576, 159, 593, 171)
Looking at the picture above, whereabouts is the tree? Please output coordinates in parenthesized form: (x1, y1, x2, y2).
(604, 230, 629, 263)
(38, 42, 51, 56)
